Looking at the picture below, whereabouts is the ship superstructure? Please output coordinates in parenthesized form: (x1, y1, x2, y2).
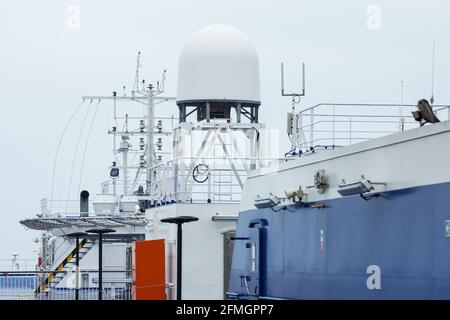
(145, 24, 277, 299)
(228, 100, 450, 299)
(17, 24, 278, 300)
(14, 22, 448, 301)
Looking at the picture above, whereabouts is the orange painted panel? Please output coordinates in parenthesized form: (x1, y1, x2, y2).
(132, 239, 166, 300)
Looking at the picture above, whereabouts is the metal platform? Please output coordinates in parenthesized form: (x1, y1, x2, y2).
(20, 215, 146, 231)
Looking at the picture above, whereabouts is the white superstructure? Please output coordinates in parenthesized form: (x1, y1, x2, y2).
(145, 24, 275, 299)
(18, 24, 278, 300)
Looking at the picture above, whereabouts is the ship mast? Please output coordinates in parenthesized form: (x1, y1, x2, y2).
(82, 56, 174, 197)
(147, 84, 155, 192)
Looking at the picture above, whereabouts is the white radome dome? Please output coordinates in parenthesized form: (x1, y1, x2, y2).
(177, 24, 261, 104)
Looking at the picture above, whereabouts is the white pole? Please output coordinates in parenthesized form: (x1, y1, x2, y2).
(310, 109, 314, 149)
(400, 80, 405, 132)
(147, 88, 155, 193)
(123, 146, 128, 196)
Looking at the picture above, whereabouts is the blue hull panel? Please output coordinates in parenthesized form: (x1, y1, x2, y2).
(229, 182, 450, 299)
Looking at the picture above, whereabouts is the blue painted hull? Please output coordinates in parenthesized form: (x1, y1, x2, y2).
(229, 181, 450, 299)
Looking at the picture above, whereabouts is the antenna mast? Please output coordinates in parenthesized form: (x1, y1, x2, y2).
(431, 43, 435, 105)
(399, 80, 404, 132)
(281, 62, 306, 112)
(133, 51, 142, 93)
(282, 62, 307, 155)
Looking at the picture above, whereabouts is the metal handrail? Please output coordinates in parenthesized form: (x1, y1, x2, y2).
(294, 102, 450, 151)
(0, 269, 132, 274)
(299, 102, 450, 113)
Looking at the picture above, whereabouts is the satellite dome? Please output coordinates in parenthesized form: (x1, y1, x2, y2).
(177, 24, 261, 105)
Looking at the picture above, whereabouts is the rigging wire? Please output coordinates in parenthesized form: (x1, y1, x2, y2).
(49, 99, 86, 213)
(77, 99, 102, 194)
(64, 99, 93, 213)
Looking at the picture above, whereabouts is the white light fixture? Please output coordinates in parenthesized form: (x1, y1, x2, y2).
(337, 179, 374, 197)
(254, 193, 280, 209)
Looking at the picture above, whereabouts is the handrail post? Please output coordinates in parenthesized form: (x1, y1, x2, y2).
(310, 108, 314, 149)
(349, 116, 352, 145)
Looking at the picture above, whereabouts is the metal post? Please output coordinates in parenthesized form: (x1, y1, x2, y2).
(66, 232, 87, 301)
(99, 233, 102, 300)
(86, 228, 115, 301)
(349, 116, 352, 145)
(160, 216, 199, 300)
(332, 105, 336, 147)
(249, 219, 268, 297)
(147, 87, 155, 192)
(123, 143, 128, 196)
(236, 103, 241, 123)
(176, 223, 182, 300)
(206, 102, 210, 122)
(76, 236, 80, 300)
(310, 108, 314, 149)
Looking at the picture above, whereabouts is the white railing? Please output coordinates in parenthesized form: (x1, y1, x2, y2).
(98, 156, 283, 205)
(146, 156, 280, 204)
(0, 270, 132, 300)
(0, 259, 37, 272)
(100, 178, 147, 197)
(296, 103, 450, 151)
(40, 198, 95, 217)
(44, 239, 77, 269)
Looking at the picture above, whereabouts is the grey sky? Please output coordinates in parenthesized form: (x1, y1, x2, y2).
(0, 0, 449, 260)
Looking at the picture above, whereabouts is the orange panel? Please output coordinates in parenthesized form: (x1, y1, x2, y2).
(132, 239, 166, 300)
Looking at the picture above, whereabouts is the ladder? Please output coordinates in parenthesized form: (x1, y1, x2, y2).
(34, 239, 94, 296)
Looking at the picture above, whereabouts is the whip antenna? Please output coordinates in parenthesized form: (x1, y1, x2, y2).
(431, 42, 435, 105)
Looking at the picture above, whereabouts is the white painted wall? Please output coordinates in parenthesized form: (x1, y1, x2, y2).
(146, 203, 238, 299)
(241, 120, 450, 211)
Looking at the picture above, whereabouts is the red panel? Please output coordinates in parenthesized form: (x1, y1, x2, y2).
(132, 239, 166, 300)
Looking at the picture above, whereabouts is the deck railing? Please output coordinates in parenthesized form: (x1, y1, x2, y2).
(0, 270, 132, 300)
(297, 103, 450, 151)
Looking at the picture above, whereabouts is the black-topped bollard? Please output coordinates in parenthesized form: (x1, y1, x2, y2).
(160, 216, 199, 300)
(66, 232, 88, 300)
(86, 228, 116, 300)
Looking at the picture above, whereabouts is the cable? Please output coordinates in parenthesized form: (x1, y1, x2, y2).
(49, 99, 86, 213)
(284, 146, 294, 159)
(192, 164, 209, 183)
(77, 99, 101, 194)
(64, 100, 93, 213)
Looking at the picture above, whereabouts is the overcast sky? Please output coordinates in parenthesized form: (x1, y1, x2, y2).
(0, 0, 449, 261)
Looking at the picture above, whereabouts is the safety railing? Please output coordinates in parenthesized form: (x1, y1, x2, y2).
(297, 103, 450, 150)
(97, 156, 284, 205)
(46, 239, 76, 269)
(0, 270, 132, 300)
(145, 156, 281, 204)
(0, 259, 37, 272)
(40, 198, 96, 217)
